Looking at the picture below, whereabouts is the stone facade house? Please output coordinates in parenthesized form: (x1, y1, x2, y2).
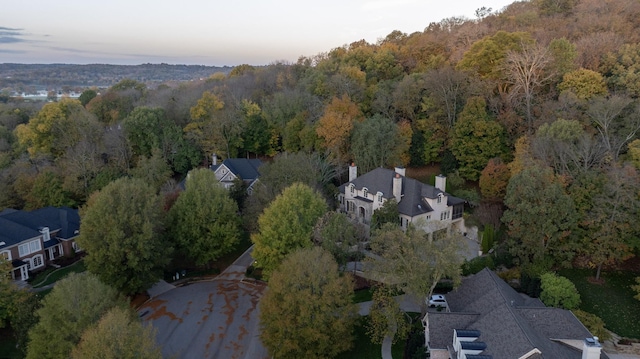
(338, 164, 465, 234)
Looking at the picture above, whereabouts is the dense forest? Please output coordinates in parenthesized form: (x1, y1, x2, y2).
(2, 0, 640, 278)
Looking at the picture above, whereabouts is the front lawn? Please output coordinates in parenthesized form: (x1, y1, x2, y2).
(560, 268, 640, 338)
(336, 316, 406, 359)
(0, 335, 21, 359)
(31, 259, 86, 288)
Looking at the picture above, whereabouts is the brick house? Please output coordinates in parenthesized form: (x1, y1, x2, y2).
(0, 207, 80, 281)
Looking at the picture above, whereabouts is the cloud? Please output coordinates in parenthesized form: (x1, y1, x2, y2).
(0, 26, 28, 44)
(0, 48, 26, 54)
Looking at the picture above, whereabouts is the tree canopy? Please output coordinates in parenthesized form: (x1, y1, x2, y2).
(251, 182, 328, 278)
(26, 272, 127, 359)
(259, 247, 357, 359)
(168, 168, 241, 266)
(77, 177, 171, 294)
(366, 223, 465, 316)
(71, 307, 162, 359)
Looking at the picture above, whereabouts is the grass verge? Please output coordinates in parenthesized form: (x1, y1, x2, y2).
(560, 268, 640, 338)
(31, 260, 86, 288)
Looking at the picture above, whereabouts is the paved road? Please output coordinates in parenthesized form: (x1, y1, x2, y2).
(139, 246, 269, 359)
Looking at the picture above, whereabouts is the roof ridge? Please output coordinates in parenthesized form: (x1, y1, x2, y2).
(484, 268, 542, 353)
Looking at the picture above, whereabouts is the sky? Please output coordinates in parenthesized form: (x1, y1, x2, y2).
(1, 0, 516, 67)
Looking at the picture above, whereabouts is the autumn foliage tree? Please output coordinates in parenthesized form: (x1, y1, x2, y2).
(479, 158, 511, 201)
(316, 95, 363, 164)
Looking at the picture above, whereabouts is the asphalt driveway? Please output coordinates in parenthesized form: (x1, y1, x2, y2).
(138, 247, 269, 359)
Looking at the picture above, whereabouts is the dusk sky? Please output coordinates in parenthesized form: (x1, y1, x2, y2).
(1, 0, 515, 66)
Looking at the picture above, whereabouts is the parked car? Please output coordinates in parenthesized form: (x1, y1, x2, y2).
(427, 294, 448, 308)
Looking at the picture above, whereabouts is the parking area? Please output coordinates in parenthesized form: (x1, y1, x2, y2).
(138, 248, 269, 359)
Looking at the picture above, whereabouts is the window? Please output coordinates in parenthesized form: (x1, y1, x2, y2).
(31, 255, 43, 269)
(350, 184, 355, 194)
(377, 193, 383, 202)
(437, 193, 443, 204)
(18, 240, 42, 257)
(72, 242, 82, 253)
(0, 251, 10, 261)
(440, 211, 450, 221)
(363, 188, 368, 198)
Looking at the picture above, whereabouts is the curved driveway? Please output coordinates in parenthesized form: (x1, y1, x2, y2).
(139, 247, 269, 359)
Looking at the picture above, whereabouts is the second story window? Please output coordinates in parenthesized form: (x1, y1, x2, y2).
(363, 188, 368, 198)
(350, 184, 355, 194)
(377, 193, 383, 202)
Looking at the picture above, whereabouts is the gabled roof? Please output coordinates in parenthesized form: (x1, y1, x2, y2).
(429, 268, 604, 359)
(212, 158, 262, 182)
(339, 167, 464, 217)
(30, 207, 80, 239)
(0, 207, 80, 250)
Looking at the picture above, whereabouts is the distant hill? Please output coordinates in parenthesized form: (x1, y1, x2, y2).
(0, 63, 233, 90)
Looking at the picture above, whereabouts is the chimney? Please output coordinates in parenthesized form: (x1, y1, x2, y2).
(349, 163, 357, 182)
(435, 174, 446, 192)
(394, 166, 406, 177)
(212, 153, 218, 166)
(581, 337, 602, 359)
(393, 173, 402, 203)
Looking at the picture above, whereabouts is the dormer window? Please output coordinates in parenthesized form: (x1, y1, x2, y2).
(377, 192, 383, 202)
(40, 227, 50, 242)
(363, 188, 368, 198)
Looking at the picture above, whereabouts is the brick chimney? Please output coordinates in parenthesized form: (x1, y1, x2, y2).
(393, 173, 402, 203)
(349, 163, 357, 182)
(435, 174, 446, 192)
(581, 337, 602, 359)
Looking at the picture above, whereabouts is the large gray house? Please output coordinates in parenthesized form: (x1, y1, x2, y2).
(338, 164, 465, 233)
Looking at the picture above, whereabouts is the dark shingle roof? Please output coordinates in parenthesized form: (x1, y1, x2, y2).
(339, 167, 463, 217)
(430, 268, 604, 359)
(212, 158, 262, 181)
(0, 211, 46, 249)
(0, 207, 79, 250)
(30, 207, 80, 239)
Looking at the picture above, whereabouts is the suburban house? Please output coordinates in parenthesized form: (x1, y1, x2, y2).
(424, 268, 606, 359)
(210, 154, 263, 194)
(338, 164, 465, 233)
(0, 207, 81, 281)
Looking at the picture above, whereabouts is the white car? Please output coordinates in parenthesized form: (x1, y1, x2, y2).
(428, 294, 448, 308)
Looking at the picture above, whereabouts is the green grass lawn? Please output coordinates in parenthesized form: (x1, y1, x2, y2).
(31, 260, 86, 288)
(353, 288, 374, 303)
(560, 268, 640, 338)
(0, 335, 22, 359)
(336, 316, 405, 359)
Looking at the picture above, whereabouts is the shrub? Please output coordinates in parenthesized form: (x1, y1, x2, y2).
(462, 256, 495, 276)
(540, 272, 581, 309)
(572, 310, 610, 341)
(481, 225, 495, 253)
